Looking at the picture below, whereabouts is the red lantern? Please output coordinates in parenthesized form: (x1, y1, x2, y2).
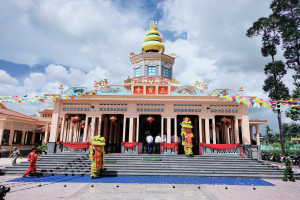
(183, 117, 190, 121)
(110, 116, 117, 123)
(72, 115, 81, 123)
(221, 117, 228, 124)
(81, 122, 85, 128)
(147, 116, 154, 125)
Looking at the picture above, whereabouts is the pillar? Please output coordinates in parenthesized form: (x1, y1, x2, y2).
(174, 117, 177, 142)
(205, 118, 210, 144)
(0, 128, 3, 145)
(212, 118, 216, 144)
(132, 118, 136, 142)
(250, 125, 253, 143)
(234, 118, 239, 143)
(226, 126, 230, 144)
(90, 117, 96, 139)
(9, 129, 14, 145)
(167, 118, 171, 143)
(62, 119, 68, 142)
(68, 122, 73, 142)
(241, 114, 251, 144)
(59, 117, 65, 143)
(136, 117, 140, 142)
(98, 117, 102, 136)
(103, 116, 109, 142)
(199, 118, 202, 143)
(21, 131, 25, 145)
(122, 116, 126, 142)
(255, 125, 260, 145)
(161, 117, 164, 139)
(83, 116, 89, 142)
(49, 102, 61, 142)
(44, 122, 49, 143)
(216, 127, 220, 144)
(129, 117, 133, 142)
(73, 124, 77, 142)
(31, 132, 36, 145)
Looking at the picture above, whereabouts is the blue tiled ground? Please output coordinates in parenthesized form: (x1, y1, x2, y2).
(8, 176, 275, 186)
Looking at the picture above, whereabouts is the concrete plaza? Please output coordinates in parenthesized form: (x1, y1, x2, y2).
(1, 158, 299, 200)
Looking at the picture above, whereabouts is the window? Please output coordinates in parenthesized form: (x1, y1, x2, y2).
(135, 68, 141, 77)
(163, 67, 170, 78)
(147, 66, 156, 76)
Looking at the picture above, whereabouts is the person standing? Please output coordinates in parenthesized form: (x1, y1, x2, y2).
(154, 134, 161, 154)
(23, 148, 41, 178)
(146, 134, 153, 154)
(281, 155, 295, 182)
(9, 147, 21, 165)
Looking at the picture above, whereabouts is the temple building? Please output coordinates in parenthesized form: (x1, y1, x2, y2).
(47, 22, 266, 154)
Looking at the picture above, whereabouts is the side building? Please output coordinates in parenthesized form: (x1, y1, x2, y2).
(0, 103, 46, 156)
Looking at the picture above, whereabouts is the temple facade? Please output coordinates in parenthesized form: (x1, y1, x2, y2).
(47, 22, 266, 154)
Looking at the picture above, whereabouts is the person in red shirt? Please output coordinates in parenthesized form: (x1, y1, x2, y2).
(22, 148, 41, 178)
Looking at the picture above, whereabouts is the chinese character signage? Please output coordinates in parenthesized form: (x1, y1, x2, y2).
(134, 86, 143, 94)
(158, 86, 168, 94)
(146, 86, 156, 94)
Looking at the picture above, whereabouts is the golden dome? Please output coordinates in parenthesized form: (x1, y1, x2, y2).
(142, 24, 165, 53)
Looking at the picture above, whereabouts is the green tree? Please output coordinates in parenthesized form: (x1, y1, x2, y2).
(270, 0, 300, 120)
(265, 125, 274, 144)
(247, 15, 290, 155)
(282, 122, 300, 138)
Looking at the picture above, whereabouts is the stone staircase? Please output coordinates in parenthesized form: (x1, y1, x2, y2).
(3, 152, 300, 179)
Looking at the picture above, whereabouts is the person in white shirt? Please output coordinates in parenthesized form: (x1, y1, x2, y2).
(154, 135, 161, 154)
(146, 134, 153, 154)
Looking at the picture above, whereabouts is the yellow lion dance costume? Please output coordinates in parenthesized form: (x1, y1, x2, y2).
(180, 118, 194, 157)
(89, 136, 105, 178)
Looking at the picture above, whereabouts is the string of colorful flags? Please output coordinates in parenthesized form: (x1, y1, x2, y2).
(0, 91, 299, 112)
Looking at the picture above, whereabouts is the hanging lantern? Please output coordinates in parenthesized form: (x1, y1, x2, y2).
(221, 117, 228, 124)
(183, 117, 190, 121)
(110, 116, 117, 123)
(72, 115, 81, 123)
(147, 116, 154, 125)
(81, 121, 85, 129)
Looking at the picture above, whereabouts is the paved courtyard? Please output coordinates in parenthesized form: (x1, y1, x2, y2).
(1, 158, 299, 200)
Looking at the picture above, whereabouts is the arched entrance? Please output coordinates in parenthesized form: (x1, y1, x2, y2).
(100, 114, 124, 153)
(138, 115, 161, 154)
(215, 115, 235, 144)
(176, 115, 199, 154)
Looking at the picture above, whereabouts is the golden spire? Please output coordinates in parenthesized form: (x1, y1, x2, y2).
(141, 21, 165, 53)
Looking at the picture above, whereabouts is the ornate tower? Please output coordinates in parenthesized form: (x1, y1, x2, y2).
(129, 21, 176, 80)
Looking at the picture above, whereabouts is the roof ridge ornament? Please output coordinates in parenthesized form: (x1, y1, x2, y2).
(94, 79, 108, 86)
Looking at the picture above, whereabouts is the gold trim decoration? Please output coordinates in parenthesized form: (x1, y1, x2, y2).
(94, 79, 108, 86)
(195, 81, 208, 88)
(170, 77, 180, 84)
(124, 76, 132, 84)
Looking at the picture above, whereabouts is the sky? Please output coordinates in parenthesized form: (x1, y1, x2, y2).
(0, 0, 297, 135)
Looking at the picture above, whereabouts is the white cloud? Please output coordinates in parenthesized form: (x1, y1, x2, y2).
(0, 0, 298, 133)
